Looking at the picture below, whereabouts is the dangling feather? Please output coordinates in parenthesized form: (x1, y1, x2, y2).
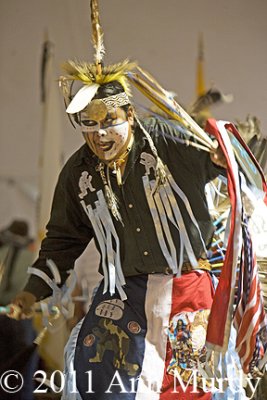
(188, 87, 233, 116)
(104, 183, 122, 223)
(66, 83, 99, 113)
(58, 75, 72, 103)
(90, 0, 105, 70)
(96, 162, 122, 223)
(235, 115, 262, 143)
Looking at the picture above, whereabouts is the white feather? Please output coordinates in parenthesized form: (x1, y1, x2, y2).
(66, 83, 100, 113)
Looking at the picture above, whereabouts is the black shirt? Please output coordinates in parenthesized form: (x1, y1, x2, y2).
(24, 117, 222, 300)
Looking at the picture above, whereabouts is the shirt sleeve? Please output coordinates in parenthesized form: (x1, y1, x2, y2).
(24, 160, 94, 301)
(145, 117, 225, 184)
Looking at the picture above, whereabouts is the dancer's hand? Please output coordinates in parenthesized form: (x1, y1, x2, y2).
(8, 291, 37, 319)
(210, 141, 227, 169)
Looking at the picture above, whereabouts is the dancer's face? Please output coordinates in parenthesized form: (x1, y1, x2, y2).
(80, 106, 134, 162)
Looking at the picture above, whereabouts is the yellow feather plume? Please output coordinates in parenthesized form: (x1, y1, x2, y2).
(61, 59, 137, 96)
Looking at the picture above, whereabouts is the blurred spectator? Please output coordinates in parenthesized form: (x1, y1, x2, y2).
(0, 219, 38, 399)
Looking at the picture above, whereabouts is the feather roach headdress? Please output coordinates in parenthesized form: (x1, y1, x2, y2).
(61, 59, 137, 114)
(59, 0, 217, 153)
(59, 0, 137, 117)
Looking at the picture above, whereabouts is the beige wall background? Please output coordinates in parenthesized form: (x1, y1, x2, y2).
(1, 0, 267, 234)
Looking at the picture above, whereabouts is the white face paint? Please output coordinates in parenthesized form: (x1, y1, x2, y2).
(83, 121, 131, 161)
(81, 108, 132, 162)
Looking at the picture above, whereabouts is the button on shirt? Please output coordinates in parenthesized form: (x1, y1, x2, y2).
(24, 117, 223, 300)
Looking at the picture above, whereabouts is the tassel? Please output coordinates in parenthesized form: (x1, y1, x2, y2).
(97, 162, 122, 222)
(104, 183, 122, 223)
